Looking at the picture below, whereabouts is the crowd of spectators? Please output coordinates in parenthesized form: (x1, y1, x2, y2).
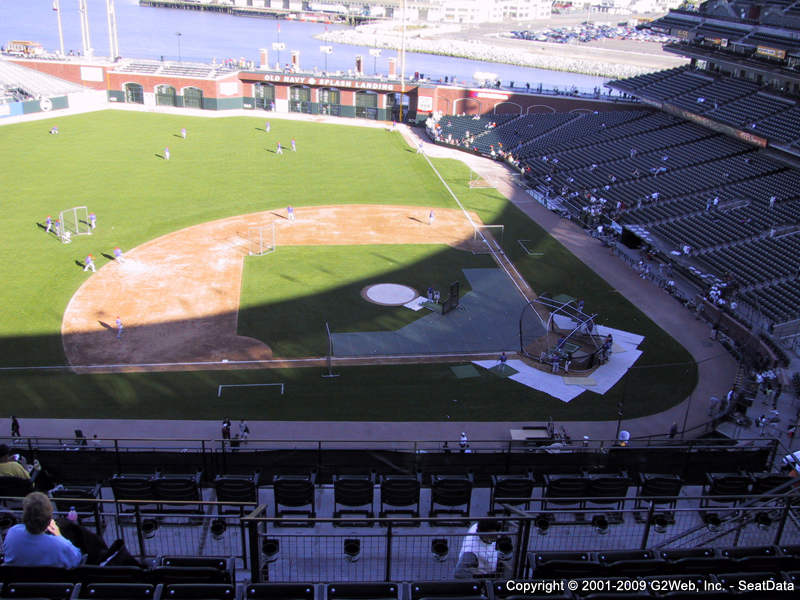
(426, 113, 523, 170)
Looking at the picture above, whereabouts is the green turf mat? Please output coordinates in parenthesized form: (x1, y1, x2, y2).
(552, 293, 576, 304)
(489, 364, 519, 378)
(450, 364, 481, 379)
(423, 301, 443, 313)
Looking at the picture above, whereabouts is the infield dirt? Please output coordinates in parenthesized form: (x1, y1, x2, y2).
(61, 205, 484, 368)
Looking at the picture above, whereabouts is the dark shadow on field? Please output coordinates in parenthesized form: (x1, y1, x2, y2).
(407, 216, 426, 224)
(36, 222, 47, 232)
(173, 134, 183, 138)
(75, 260, 85, 269)
(265, 148, 275, 154)
(272, 211, 288, 219)
(101, 253, 114, 261)
(0, 201, 697, 422)
(155, 153, 165, 160)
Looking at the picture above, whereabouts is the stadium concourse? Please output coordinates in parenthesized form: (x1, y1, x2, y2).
(0, 102, 736, 444)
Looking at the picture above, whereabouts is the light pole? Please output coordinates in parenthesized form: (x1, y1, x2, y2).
(320, 45, 333, 73)
(369, 48, 381, 75)
(53, 0, 65, 56)
(176, 32, 182, 63)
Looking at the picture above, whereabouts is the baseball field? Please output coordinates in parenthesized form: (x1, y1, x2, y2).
(0, 110, 696, 421)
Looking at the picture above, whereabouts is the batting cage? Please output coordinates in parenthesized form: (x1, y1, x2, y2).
(519, 296, 607, 372)
(59, 206, 91, 243)
(249, 224, 276, 256)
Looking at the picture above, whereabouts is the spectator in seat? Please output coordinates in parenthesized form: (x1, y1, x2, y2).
(0, 444, 31, 480)
(459, 519, 500, 576)
(454, 551, 480, 578)
(3, 492, 83, 568)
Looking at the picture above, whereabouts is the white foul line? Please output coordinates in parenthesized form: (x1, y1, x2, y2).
(218, 383, 285, 397)
(420, 151, 528, 299)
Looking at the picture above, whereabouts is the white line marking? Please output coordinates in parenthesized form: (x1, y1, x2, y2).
(218, 383, 285, 397)
(0, 352, 503, 372)
(421, 152, 528, 299)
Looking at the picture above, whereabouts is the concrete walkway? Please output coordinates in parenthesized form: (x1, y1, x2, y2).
(2, 108, 737, 444)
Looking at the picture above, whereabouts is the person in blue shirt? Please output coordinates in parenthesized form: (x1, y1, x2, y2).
(3, 492, 83, 568)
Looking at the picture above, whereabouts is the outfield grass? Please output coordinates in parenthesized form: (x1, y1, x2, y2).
(0, 111, 456, 366)
(0, 111, 696, 421)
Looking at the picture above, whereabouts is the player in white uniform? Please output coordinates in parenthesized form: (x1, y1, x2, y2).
(115, 317, 123, 339)
(45, 216, 52, 233)
(113, 246, 127, 263)
(84, 254, 96, 272)
(164, 147, 170, 161)
(276, 142, 283, 155)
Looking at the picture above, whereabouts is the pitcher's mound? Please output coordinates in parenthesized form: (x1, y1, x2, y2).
(362, 283, 418, 306)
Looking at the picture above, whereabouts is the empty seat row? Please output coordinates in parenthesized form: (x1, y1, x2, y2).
(0, 581, 487, 600)
(0, 555, 235, 586)
(528, 545, 800, 579)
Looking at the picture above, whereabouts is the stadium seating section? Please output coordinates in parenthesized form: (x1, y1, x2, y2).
(430, 63, 800, 326)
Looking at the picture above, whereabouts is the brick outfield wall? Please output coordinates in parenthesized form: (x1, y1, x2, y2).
(9, 59, 110, 90)
(12, 58, 645, 116)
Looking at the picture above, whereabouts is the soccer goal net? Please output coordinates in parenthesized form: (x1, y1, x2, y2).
(249, 224, 276, 256)
(59, 206, 91, 243)
(473, 224, 504, 254)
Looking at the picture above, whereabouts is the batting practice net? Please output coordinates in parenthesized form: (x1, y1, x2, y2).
(468, 168, 493, 188)
(249, 224, 276, 256)
(59, 206, 91, 243)
(472, 224, 504, 254)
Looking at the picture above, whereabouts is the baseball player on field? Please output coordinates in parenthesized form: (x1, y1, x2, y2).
(88, 212, 96, 231)
(113, 246, 127, 263)
(181, 127, 187, 139)
(265, 121, 271, 133)
(428, 209, 435, 226)
(45, 216, 52, 233)
(291, 138, 296, 152)
(276, 141, 283, 155)
(84, 254, 96, 272)
(287, 206, 295, 222)
(115, 316, 123, 339)
(164, 147, 170, 161)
